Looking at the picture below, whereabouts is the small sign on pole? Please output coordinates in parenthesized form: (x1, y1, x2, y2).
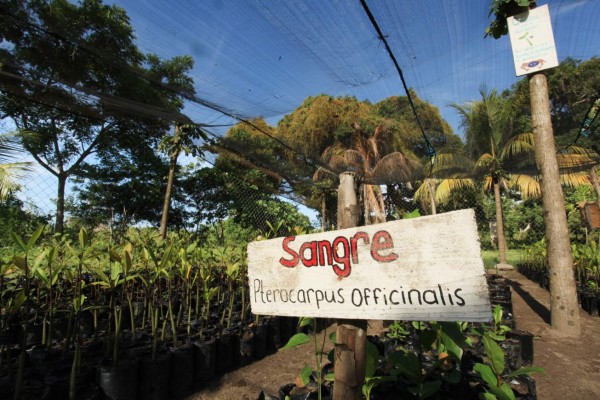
(508, 4, 559, 76)
(248, 209, 492, 322)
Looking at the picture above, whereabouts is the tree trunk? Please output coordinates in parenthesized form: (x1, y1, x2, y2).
(493, 181, 508, 264)
(159, 149, 180, 240)
(321, 193, 327, 231)
(426, 179, 437, 215)
(529, 72, 580, 336)
(590, 166, 600, 207)
(55, 173, 67, 234)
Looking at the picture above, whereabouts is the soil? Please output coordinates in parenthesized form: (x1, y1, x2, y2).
(187, 270, 600, 399)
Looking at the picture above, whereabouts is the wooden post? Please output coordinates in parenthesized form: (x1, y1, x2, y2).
(337, 172, 360, 229)
(334, 172, 366, 399)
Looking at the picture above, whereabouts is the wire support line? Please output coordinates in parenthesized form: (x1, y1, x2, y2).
(196, 152, 316, 211)
(0, 7, 338, 178)
(557, 91, 600, 154)
(359, 0, 436, 161)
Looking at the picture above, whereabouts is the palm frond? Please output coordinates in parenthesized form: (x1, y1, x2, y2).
(435, 178, 475, 205)
(508, 174, 541, 199)
(500, 132, 535, 160)
(371, 152, 421, 184)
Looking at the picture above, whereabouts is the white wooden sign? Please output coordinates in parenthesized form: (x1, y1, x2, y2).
(508, 5, 559, 76)
(247, 209, 492, 322)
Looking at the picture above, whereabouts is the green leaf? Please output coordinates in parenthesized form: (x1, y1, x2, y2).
(390, 350, 422, 383)
(329, 331, 336, 343)
(10, 232, 27, 252)
(324, 372, 334, 381)
(78, 227, 88, 248)
(481, 392, 498, 400)
(12, 256, 26, 272)
(283, 333, 311, 349)
(298, 317, 314, 328)
(365, 341, 379, 378)
(487, 332, 506, 341)
(474, 363, 497, 388)
(483, 334, 505, 375)
(11, 289, 26, 310)
(27, 225, 45, 251)
(404, 209, 421, 219)
(497, 383, 516, 400)
(109, 250, 121, 263)
(300, 364, 312, 386)
(506, 366, 546, 378)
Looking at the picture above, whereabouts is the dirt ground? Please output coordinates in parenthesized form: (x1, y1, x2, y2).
(187, 270, 600, 399)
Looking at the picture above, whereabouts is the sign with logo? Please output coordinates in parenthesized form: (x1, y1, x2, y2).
(247, 209, 492, 322)
(508, 5, 559, 76)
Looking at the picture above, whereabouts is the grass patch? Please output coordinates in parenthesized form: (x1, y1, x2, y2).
(481, 249, 526, 269)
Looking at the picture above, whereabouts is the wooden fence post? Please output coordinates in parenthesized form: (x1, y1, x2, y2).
(334, 172, 366, 399)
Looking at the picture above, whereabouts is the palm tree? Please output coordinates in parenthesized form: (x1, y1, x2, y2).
(0, 131, 32, 202)
(413, 151, 476, 215)
(451, 88, 596, 264)
(450, 88, 538, 264)
(317, 123, 420, 225)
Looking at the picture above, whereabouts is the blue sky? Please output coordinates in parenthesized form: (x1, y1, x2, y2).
(115, 0, 599, 139)
(13, 0, 600, 218)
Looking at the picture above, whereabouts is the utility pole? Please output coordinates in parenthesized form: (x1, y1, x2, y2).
(333, 172, 366, 399)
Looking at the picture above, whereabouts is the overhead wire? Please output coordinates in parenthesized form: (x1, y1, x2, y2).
(358, 0, 437, 166)
(557, 91, 600, 154)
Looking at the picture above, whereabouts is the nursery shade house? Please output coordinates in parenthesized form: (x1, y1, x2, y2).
(1, 0, 600, 399)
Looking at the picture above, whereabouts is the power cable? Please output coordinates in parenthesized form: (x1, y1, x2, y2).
(359, 0, 436, 164)
(557, 91, 600, 154)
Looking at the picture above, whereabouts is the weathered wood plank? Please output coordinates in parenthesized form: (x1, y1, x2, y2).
(248, 209, 492, 322)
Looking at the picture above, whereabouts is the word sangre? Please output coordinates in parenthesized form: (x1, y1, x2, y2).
(279, 230, 398, 277)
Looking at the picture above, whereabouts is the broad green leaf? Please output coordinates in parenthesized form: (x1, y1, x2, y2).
(365, 340, 379, 378)
(283, 333, 311, 349)
(109, 250, 121, 263)
(12, 289, 26, 310)
(299, 364, 312, 386)
(497, 383, 516, 400)
(78, 228, 88, 248)
(27, 225, 45, 251)
(474, 363, 497, 388)
(11, 232, 27, 252)
(324, 372, 334, 381)
(12, 256, 26, 272)
(391, 350, 421, 383)
(329, 331, 336, 343)
(483, 334, 505, 375)
(404, 209, 421, 219)
(506, 366, 546, 378)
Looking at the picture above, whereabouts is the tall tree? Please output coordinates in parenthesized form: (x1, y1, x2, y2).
(450, 88, 519, 264)
(487, 0, 581, 336)
(0, 0, 188, 232)
(319, 123, 420, 225)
